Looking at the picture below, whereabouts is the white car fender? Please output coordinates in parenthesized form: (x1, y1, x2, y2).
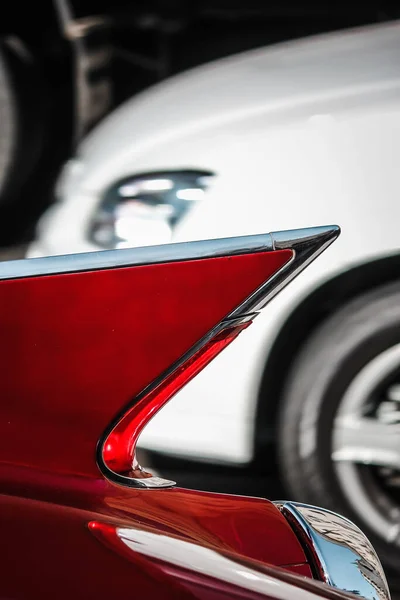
(28, 20, 400, 463)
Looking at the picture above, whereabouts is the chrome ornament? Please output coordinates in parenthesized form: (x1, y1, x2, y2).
(276, 502, 390, 600)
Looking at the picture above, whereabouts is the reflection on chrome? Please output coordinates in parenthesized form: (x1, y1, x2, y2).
(88, 169, 214, 249)
(276, 502, 390, 600)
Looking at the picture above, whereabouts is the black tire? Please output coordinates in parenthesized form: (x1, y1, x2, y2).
(278, 281, 400, 582)
(0, 45, 16, 199)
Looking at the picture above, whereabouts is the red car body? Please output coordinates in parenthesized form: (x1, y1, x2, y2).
(0, 224, 380, 600)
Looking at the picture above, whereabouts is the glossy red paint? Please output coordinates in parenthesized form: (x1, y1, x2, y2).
(0, 455, 302, 556)
(0, 462, 307, 567)
(0, 465, 310, 600)
(0, 249, 291, 479)
(0, 485, 324, 600)
(286, 564, 314, 578)
(89, 519, 314, 598)
(0, 245, 321, 599)
(103, 322, 251, 474)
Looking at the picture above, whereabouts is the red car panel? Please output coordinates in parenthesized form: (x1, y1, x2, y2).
(0, 228, 345, 599)
(0, 250, 291, 478)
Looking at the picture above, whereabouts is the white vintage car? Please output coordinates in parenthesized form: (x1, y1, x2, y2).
(28, 21, 400, 575)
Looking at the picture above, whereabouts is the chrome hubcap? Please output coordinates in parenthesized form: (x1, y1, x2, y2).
(332, 343, 400, 543)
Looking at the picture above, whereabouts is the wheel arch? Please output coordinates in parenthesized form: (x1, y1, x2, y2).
(253, 250, 400, 470)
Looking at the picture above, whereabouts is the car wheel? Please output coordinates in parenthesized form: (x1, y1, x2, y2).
(278, 281, 400, 579)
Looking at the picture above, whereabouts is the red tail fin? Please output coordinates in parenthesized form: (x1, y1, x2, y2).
(0, 227, 338, 486)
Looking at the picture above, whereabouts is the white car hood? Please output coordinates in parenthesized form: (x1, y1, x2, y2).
(74, 19, 400, 194)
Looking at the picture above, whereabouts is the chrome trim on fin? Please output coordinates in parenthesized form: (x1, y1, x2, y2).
(230, 225, 340, 317)
(0, 233, 274, 280)
(94, 226, 340, 489)
(275, 501, 390, 600)
(0, 226, 339, 282)
(96, 316, 251, 489)
(0, 226, 339, 489)
(96, 226, 339, 489)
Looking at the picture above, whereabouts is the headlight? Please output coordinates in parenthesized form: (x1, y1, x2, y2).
(88, 170, 214, 249)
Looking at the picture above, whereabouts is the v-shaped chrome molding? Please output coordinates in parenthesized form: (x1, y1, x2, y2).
(229, 226, 340, 318)
(0, 226, 339, 488)
(95, 225, 339, 488)
(0, 226, 339, 282)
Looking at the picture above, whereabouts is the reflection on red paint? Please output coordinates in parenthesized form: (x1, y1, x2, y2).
(0, 249, 292, 478)
(0, 243, 322, 600)
(88, 518, 313, 598)
(103, 322, 250, 474)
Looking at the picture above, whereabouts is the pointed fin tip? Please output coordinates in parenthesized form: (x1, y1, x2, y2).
(271, 225, 340, 251)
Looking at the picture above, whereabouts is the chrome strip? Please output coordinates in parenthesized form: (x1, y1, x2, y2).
(230, 225, 339, 316)
(0, 226, 339, 282)
(94, 226, 339, 488)
(2, 226, 338, 488)
(275, 502, 390, 600)
(96, 315, 252, 489)
(0, 233, 274, 280)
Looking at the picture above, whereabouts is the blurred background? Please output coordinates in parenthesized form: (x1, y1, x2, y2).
(2, 0, 400, 589)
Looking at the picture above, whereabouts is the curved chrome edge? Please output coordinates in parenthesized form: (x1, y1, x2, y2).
(0, 233, 273, 280)
(230, 225, 340, 317)
(96, 226, 340, 489)
(274, 501, 390, 600)
(96, 315, 253, 489)
(0, 225, 339, 281)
